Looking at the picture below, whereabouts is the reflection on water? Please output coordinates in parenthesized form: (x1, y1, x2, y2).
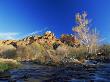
(0, 63, 110, 82)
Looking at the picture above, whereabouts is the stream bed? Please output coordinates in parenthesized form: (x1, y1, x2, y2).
(0, 62, 110, 82)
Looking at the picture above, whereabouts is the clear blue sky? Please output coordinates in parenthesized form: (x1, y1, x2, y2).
(0, 0, 110, 43)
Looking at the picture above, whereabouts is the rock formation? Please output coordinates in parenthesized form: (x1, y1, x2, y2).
(0, 31, 79, 49)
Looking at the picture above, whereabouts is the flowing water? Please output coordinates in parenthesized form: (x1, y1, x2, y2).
(0, 62, 110, 82)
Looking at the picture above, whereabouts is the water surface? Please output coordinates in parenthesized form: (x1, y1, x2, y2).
(0, 63, 110, 82)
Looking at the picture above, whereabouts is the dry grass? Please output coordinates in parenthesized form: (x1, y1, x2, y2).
(16, 42, 50, 63)
(15, 43, 95, 65)
(0, 45, 16, 59)
(0, 58, 20, 72)
(0, 42, 98, 65)
(0, 58, 18, 64)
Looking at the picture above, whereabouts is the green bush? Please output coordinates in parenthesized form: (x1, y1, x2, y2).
(52, 42, 60, 50)
(0, 58, 20, 72)
(0, 63, 10, 72)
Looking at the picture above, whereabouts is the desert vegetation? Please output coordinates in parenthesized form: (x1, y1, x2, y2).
(0, 58, 20, 72)
(0, 12, 110, 68)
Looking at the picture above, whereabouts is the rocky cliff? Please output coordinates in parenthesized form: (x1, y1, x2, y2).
(0, 31, 62, 48)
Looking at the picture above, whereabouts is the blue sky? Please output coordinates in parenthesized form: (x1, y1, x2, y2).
(0, 0, 110, 43)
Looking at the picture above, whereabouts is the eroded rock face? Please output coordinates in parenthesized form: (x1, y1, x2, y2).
(0, 40, 17, 46)
(0, 31, 62, 48)
(0, 31, 79, 50)
(60, 34, 80, 47)
(21, 31, 62, 46)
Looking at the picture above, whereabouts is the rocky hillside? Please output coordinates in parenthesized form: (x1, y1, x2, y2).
(0, 31, 63, 48)
(0, 31, 80, 49)
(0, 31, 81, 61)
(0, 31, 104, 64)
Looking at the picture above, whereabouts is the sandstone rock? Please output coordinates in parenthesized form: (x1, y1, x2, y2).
(0, 31, 73, 50)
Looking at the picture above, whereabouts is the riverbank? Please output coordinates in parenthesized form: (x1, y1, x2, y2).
(0, 58, 20, 72)
(0, 62, 110, 82)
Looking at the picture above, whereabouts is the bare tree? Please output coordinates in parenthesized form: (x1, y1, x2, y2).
(73, 12, 99, 54)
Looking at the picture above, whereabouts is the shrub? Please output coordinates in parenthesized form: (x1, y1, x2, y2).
(0, 63, 11, 72)
(0, 45, 16, 59)
(56, 45, 69, 57)
(68, 47, 90, 60)
(16, 44, 39, 61)
(16, 42, 51, 63)
(0, 58, 20, 72)
(55, 45, 95, 63)
(98, 44, 110, 58)
(55, 45, 70, 64)
(52, 42, 60, 50)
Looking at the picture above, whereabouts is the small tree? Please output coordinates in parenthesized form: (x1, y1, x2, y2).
(73, 12, 99, 54)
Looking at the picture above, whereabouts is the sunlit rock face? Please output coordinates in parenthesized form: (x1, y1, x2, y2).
(60, 34, 80, 47)
(0, 40, 17, 47)
(0, 31, 62, 48)
(21, 31, 62, 46)
(0, 31, 79, 50)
